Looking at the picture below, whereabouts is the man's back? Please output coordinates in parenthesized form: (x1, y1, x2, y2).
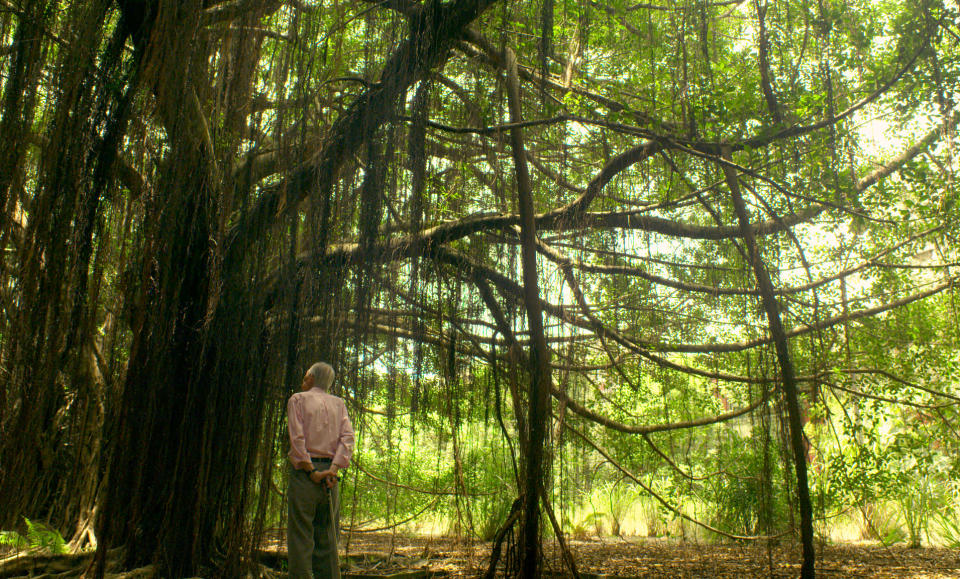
(288, 387, 354, 468)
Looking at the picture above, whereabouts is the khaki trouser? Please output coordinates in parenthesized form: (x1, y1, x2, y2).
(288, 467, 340, 579)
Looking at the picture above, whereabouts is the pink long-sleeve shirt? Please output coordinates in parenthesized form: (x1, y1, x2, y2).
(287, 387, 355, 470)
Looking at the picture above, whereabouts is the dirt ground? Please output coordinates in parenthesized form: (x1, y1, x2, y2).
(2, 533, 959, 577)
(329, 532, 960, 578)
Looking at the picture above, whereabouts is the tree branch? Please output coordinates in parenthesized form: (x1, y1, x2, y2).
(223, 0, 500, 272)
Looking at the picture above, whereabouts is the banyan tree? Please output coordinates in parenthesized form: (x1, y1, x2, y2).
(0, 0, 958, 577)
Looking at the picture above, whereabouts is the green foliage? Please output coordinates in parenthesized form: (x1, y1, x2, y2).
(0, 518, 66, 555)
(890, 432, 947, 548)
(567, 511, 607, 540)
(708, 432, 788, 539)
(861, 503, 908, 545)
(932, 510, 960, 549)
(585, 480, 638, 537)
(475, 493, 515, 542)
(461, 442, 517, 540)
(0, 530, 28, 550)
(931, 480, 960, 548)
(338, 413, 517, 540)
(636, 495, 670, 538)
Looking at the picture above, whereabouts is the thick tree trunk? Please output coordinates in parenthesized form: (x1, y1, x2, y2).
(94, 3, 220, 574)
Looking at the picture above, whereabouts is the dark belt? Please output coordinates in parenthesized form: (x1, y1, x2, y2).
(311, 457, 333, 464)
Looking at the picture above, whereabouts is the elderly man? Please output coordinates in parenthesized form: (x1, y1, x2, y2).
(287, 362, 355, 579)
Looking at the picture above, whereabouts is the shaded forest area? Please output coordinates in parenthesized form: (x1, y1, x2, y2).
(1, 0, 959, 577)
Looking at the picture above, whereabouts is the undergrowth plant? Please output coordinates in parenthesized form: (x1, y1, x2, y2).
(708, 432, 788, 540)
(932, 511, 960, 548)
(860, 502, 907, 545)
(0, 518, 67, 555)
(931, 482, 960, 548)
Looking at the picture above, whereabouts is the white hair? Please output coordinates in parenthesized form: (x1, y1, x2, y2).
(307, 362, 335, 391)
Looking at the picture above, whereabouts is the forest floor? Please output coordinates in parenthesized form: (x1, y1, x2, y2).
(2, 533, 959, 577)
(277, 532, 960, 578)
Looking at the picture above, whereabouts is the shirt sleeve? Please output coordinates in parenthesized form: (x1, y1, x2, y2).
(287, 394, 311, 467)
(332, 400, 355, 469)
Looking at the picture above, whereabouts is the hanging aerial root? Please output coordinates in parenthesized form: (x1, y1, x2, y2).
(541, 486, 580, 579)
(483, 496, 523, 579)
